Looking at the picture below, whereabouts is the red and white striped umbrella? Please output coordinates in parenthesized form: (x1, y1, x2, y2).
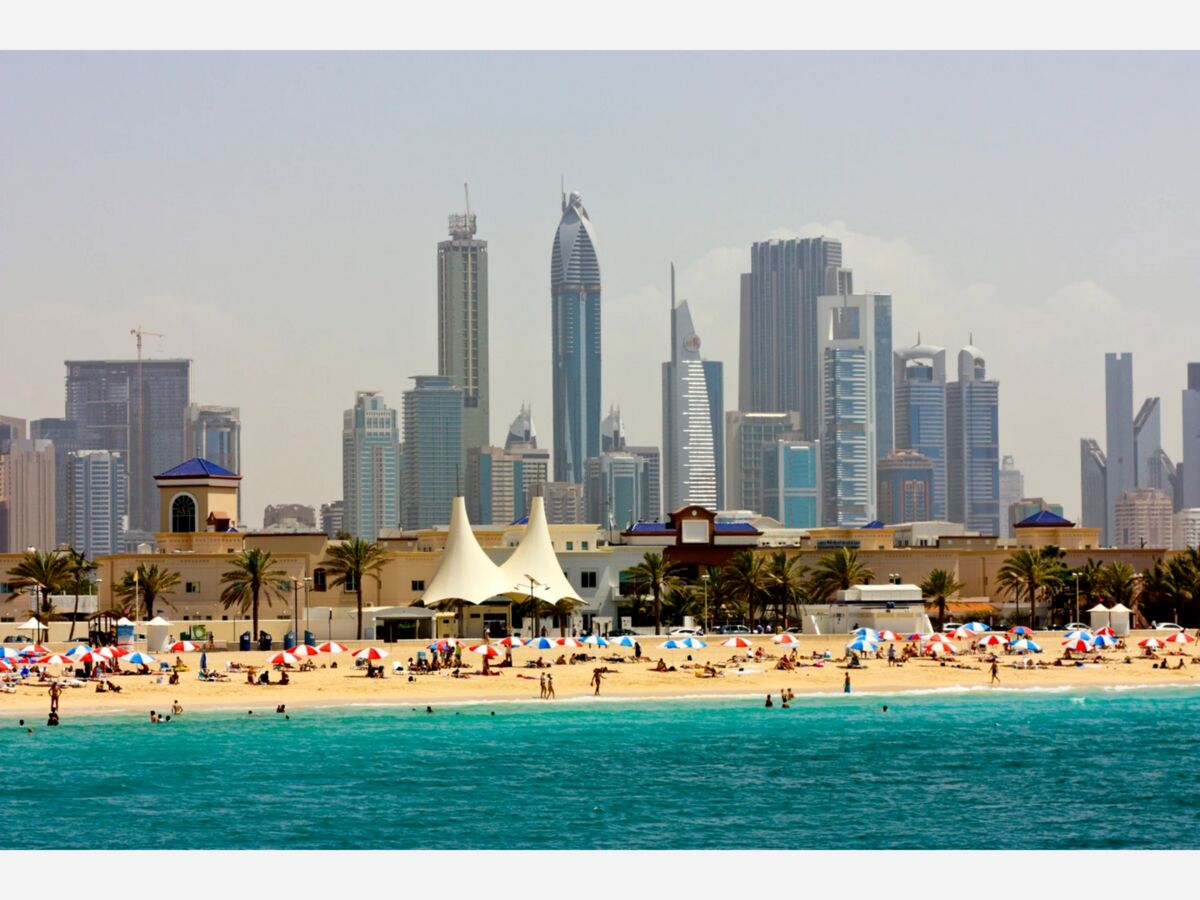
(76, 650, 109, 664)
(20, 644, 49, 656)
(352, 646, 389, 661)
(924, 640, 957, 655)
(555, 637, 585, 648)
(976, 634, 1006, 647)
(290, 644, 320, 657)
(169, 641, 199, 652)
(469, 643, 503, 659)
(0, 659, 12, 672)
(876, 630, 900, 641)
(1095, 626, 1116, 637)
(1138, 637, 1166, 649)
(266, 651, 298, 666)
(37, 654, 75, 666)
(1062, 637, 1094, 653)
(772, 633, 802, 645)
(1164, 632, 1195, 645)
(317, 641, 348, 654)
(497, 635, 525, 647)
(98, 646, 127, 659)
(721, 636, 753, 649)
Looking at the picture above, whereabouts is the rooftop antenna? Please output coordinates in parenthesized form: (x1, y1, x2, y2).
(560, 175, 566, 212)
(464, 182, 471, 217)
(130, 324, 164, 529)
(670, 262, 677, 363)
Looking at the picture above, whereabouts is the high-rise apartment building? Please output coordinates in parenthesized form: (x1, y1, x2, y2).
(438, 204, 490, 453)
(1080, 439, 1107, 535)
(760, 439, 821, 528)
(320, 500, 345, 539)
(1182, 363, 1200, 509)
(946, 344, 1000, 536)
(998, 455, 1024, 539)
(817, 294, 893, 527)
(662, 267, 720, 513)
(741, 238, 853, 438)
(724, 411, 802, 513)
(64, 359, 189, 533)
(893, 342, 947, 520)
(624, 446, 662, 520)
(5, 438, 56, 551)
(342, 391, 400, 540)
(542, 481, 585, 525)
(66, 450, 126, 557)
(29, 418, 101, 547)
(467, 444, 550, 526)
(585, 452, 648, 532)
(401, 376, 463, 530)
(1104, 353, 1136, 545)
(877, 450, 935, 525)
(551, 190, 601, 484)
(1113, 488, 1173, 549)
(1173, 508, 1200, 551)
(186, 404, 240, 518)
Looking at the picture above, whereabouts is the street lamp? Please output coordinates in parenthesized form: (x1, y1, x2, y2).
(701, 572, 710, 632)
(1073, 571, 1081, 625)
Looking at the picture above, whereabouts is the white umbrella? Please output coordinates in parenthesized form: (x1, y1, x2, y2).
(721, 637, 752, 649)
(15, 617, 48, 632)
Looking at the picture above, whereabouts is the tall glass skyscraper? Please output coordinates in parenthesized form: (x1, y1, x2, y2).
(893, 342, 947, 520)
(438, 205, 489, 454)
(1104, 352, 1136, 545)
(1183, 363, 1200, 509)
(761, 439, 820, 528)
(662, 265, 719, 513)
(342, 390, 400, 539)
(551, 190, 601, 484)
(946, 345, 1000, 536)
(67, 450, 126, 557)
(401, 376, 463, 530)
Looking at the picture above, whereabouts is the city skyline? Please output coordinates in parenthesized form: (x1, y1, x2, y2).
(3, 53, 1198, 525)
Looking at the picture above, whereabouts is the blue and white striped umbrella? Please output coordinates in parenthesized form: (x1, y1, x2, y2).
(658, 639, 686, 650)
(961, 622, 990, 633)
(525, 637, 556, 650)
(1008, 638, 1041, 653)
(124, 651, 156, 665)
(846, 637, 880, 653)
(610, 635, 638, 648)
(1063, 629, 1093, 642)
(677, 637, 707, 649)
(582, 635, 609, 647)
(66, 644, 93, 658)
(853, 627, 881, 639)
(0, 646, 21, 660)
(1091, 633, 1118, 649)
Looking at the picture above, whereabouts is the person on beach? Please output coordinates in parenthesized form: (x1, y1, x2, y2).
(990, 660, 1000, 684)
(591, 668, 605, 695)
(545, 673, 556, 699)
(48, 682, 62, 713)
(634, 641, 642, 660)
(539, 672, 546, 699)
(844, 673, 851, 693)
(887, 644, 896, 666)
(172, 700, 183, 715)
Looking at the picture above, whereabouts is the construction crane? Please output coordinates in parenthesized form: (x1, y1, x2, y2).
(129, 325, 164, 530)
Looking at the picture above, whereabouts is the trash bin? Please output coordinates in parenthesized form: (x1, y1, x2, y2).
(239, 631, 252, 652)
(304, 630, 316, 647)
(284, 630, 296, 650)
(258, 632, 273, 651)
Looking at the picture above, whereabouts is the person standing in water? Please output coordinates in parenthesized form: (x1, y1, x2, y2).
(844, 673, 851, 693)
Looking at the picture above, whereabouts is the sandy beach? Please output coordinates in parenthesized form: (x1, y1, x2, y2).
(3, 630, 1197, 720)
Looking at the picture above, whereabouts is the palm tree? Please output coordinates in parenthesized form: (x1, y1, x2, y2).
(807, 548, 874, 605)
(220, 548, 288, 641)
(625, 552, 686, 635)
(64, 548, 97, 641)
(6, 549, 70, 626)
(765, 551, 808, 629)
(919, 569, 965, 632)
(319, 537, 390, 639)
(724, 550, 770, 631)
(996, 548, 1050, 628)
(114, 563, 181, 619)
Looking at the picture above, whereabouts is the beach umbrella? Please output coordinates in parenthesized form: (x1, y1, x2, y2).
(675, 637, 707, 649)
(76, 650, 109, 664)
(469, 643, 502, 659)
(876, 630, 900, 641)
(19, 644, 49, 657)
(555, 637, 586, 648)
(976, 634, 1006, 647)
(1138, 637, 1165, 649)
(853, 627, 881, 640)
(352, 646, 388, 661)
(290, 644, 320, 657)
(36, 653, 75, 666)
(658, 639, 686, 650)
(1095, 626, 1116, 637)
(0, 659, 12, 672)
(0, 646, 19, 660)
(610, 635, 638, 649)
(772, 633, 802, 645)
(498, 635, 525, 647)
(1061, 637, 1094, 653)
(1009, 638, 1041, 653)
(169, 641, 199, 652)
(1091, 633, 1118, 649)
(721, 637, 753, 649)
(961, 621, 990, 633)
(846, 637, 880, 653)
(525, 636, 557, 650)
(317, 641, 348, 654)
(1007, 626, 1035, 637)
(200, 651, 208, 671)
(98, 646, 127, 659)
(924, 639, 956, 655)
(1164, 632, 1196, 645)
(124, 651, 156, 666)
(65, 644, 93, 659)
(1063, 630, 1093, 642)
(582, 635, 609, 647)
(266, 651, 298, 666)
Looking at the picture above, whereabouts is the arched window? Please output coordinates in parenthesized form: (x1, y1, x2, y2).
(171, 494, 197, 533)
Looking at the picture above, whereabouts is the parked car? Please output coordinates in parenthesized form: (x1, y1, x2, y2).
(1064, 622, 1091, 631)
(607, 628, 639, 637)
(1154, 622, 1184, 633)
(783, 626, 804, 634)
(941, 622, 964, 633)
(716, 624, 751, 635)
(668, 626, 704, 636)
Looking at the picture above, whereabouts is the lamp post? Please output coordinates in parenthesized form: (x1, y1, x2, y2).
(701, 572, 710, 632)
(292, 576, 301, 648)
(1073, 572, 1080, 625)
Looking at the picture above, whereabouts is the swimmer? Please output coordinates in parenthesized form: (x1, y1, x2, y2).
(426, 706, 433, 714)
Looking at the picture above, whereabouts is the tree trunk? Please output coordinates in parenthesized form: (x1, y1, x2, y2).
(653, 585, 661, 635)
(356, 583, 364, 640)
(252, 586, 260, 640)
(69, 584, 80, 641)
(936, 597, 945, 632)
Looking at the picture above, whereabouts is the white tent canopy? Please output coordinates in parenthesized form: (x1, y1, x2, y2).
(499, 496, 583, 605)
(420, 497, 513, 607)
(15, 617, 47, 632)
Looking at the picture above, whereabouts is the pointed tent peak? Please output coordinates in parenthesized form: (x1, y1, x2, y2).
(1108, 603, 1132, 612)
(420, 497, 512, 607)
(1088, 602, 1110, 612)
(1015, 509, 1075, 528)
(146, 616, 171, 626)
(499, 497, 583, 605)
(156, 457, 240, 479)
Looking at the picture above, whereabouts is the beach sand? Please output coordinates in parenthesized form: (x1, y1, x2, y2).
(3, 631, 1196, 719)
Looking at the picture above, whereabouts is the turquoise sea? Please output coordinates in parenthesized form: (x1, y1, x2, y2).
(4, 686, 1199, 850)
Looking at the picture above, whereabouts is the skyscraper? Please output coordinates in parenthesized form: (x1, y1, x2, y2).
(662, 265, 719, 513)
(1113, 488, 1173, 549)
(998, 455, 1025, 539)
(438, 200, 490, 453)
(624, 445, 662, 520)
(1182, 363, 1200, 509)
(1133, 397, 1162, 491)
(64, 359, 189, 533)
(946, 344, 1000, 536)
(1104, 352, 1136, 545)
(551, 190, 601, 484)
(467, 444, 549, 526)
(186, 404, 241, 518)
(585, 452, 647, 532)
(724, 411, 802, 512)
(504, 404, 537, 451)
(5, 438, 55, 551)
(877, 450, 935, 525)
(29, 417, 101, 547)
(893, 341, 948, 520)
(742, 237, 853, 438)
(1080, 438, 1107, 536)
(761, 439, 821, 528)
(600, 405, 625, 453)
(342, 390, 400, 540)
(66, 450, 126, 557)
(401, 376, 463, 530)
(817, 294, 892, 527)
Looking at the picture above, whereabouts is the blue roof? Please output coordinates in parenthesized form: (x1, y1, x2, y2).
(714, 522, 759, 533)
(510, 515, 529, 526)
(628, 522, 674, 533)
(1015, 509, 1074, 528)
(156, 457, 239, 478)
(863, 520, 885, 529)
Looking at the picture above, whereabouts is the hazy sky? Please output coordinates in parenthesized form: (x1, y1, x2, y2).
(2, 52, 1198, 525)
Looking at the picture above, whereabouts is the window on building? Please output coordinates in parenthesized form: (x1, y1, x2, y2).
(186, 582, 200, 594)
(566, 541, 574, 551)
(581, 541, 589, 550)
(313, 568, 327, 591)
(411, 580, 425, 591)
(171, 494, 197, 533)
(0, 583, 12, 594)
(344, 572, 358, 592)
(580, 570, 598, 589)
